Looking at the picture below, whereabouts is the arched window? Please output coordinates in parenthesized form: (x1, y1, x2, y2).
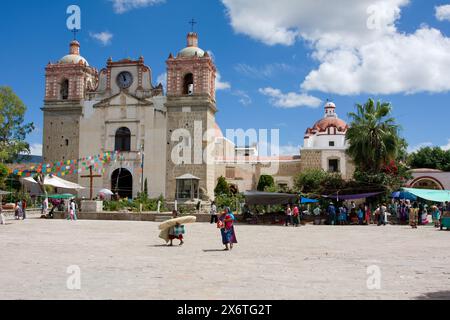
(115, 127, 131, 152)
(61, 79, 69, 100)
(183, 73, 194, 95)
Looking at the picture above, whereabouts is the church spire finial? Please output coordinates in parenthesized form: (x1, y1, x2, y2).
(189, 18, 197, 32)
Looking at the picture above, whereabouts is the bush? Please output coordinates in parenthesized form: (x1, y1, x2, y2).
(257, 175, 275, 192)
(214, 176, 230, 196)
(215, 193, 244, 213)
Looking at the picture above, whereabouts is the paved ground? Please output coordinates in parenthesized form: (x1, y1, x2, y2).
(1, 216, 449, 300)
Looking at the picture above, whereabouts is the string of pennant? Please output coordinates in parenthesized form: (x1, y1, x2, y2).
(9, 151, 135, 178)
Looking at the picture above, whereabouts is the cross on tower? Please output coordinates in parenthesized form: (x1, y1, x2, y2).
(81, 166, 102, 200)
(189, 18, 197, 32)
(72, 28, 79, 41)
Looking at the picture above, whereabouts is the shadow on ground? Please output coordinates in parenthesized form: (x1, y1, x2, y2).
(416, 291, 450, 300)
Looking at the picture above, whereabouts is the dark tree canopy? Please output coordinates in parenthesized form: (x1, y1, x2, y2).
(408, 147, 450, 172)
(214, 176, 230, 196)
(257, 175, 275, 192)
(0, 86, 34, 163)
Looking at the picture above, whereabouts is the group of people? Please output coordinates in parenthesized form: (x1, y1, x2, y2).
(322, 199, 448, 229)
(326, 202, 388, 226)
(284, 204, 301, 227)
(396, 200, 446, 229)
(14, 199, 27, 220)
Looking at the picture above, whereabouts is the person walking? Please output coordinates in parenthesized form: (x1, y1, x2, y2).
(210, 201, 218, 224)
(357, 205, 364, 225)
(432, 205, 441, 229)
(168, 210, 185, 246)
(15, 200, 23, 220)
(374, 204, 380, 226)
(338, 205, 347, 225)
(218, 207, 238, 251)
(364, 204, 371, 225)
(42, 197, 49, 218)
(68, 199, 77, 221)
(292, 205, 300, 227)
(0, 205, 5, 225)
(285, 205, 292, 226)
(327, 202, 336, 225)
(409, 201, 418, 229)
(22, 198, 27, 220)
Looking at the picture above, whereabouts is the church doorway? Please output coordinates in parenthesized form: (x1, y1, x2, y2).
(111, 168, 133, 199)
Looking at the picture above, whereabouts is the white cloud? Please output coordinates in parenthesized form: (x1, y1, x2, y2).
(436, 5, 450, 22)
(90, 32, 113, 46)
(111, 0, 165, 14)
(216, 72, 231, 91)
(442, 139, 450, 151)
(232, 90, 252, 106)
(259, 87, 321, 108)
(29, 143, 42, 156)
(222, 0, 450, 95)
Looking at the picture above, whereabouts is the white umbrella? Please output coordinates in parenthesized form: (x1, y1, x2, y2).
(98, 188, 114, 196)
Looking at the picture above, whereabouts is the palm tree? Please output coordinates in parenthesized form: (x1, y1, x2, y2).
(346, 99, 400, 173)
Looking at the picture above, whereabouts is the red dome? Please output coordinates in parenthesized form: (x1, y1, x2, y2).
(312, 117, 348, 132)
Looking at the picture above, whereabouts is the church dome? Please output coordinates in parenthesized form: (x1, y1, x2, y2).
(312, 117, 348, 132)
(60, 54, 89, 66)
(306, 101, 348, 135)
(178, 46, 205, 58)
(177, 32, 206, 58)
(59, 41, 89, 66)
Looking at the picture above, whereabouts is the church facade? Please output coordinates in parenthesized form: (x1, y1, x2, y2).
(41, 32, 354, 204)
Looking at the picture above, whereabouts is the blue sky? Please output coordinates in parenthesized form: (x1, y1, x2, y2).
(1, 0, 450, 156)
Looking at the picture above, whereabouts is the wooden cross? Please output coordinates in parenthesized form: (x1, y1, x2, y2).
(81, 166, 102, 200)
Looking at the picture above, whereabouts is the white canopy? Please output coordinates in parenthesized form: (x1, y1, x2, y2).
(176, 174, 200, 180)
(22, 175, 85, 190)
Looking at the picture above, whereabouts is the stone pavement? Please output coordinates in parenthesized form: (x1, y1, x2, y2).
(0, 217, 449, 300)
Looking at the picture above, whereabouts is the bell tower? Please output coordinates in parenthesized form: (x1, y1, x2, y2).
(165, 31, 218, 202)
(42, 40, 98, 182)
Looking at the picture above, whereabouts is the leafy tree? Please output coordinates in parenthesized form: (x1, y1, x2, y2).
(408, 147, 450, 172)
(214, 176, 230, 196)
(0, 87, 34, 162)
(257, 175, 275, 192)
(294, 169, 328, 193)
(0, 163, 9, 189)
(144, 178, 149, 197)
(346, 99, 400, 173)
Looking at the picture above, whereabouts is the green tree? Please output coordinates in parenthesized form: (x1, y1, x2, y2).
(346, 99, 400, 173)
(214, 176, 230, 196)
(144, 178, 149, 197)
(294, 169, 328, 193)
(257, 175, 275, 192)
(408, 147, 450, 172)
(0, 87, 34, 162)
(0, 163, 9, 189)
